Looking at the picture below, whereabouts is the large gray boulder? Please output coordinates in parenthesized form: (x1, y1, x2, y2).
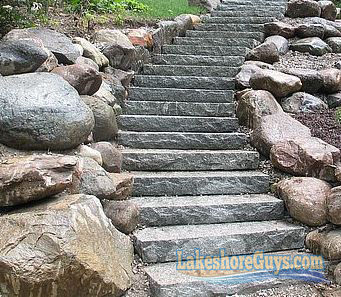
(277, 177, 331, 227)
(319, 1, 337, 21)
(0, 73, 94, 150)
(326, 37, 341, 53)
(81, 95, 118, 141)
(295, 23, 325, 38)
(3, 28, 81, 64)
(0, 40, 48, 76)
(235, 64, 262, 89)
(0, 194, 133, 297)
(0, 154, 79, 207)
(290, 37, 332, 56)
(250, 113, 311, 156)
(281, 92, 328, 113)
(264, 35, 289, 55)
(286, 0, 321, 18)
(236, 90, 283, 129)
(250, 69, 302, 98)
(245, 42, 280, 64)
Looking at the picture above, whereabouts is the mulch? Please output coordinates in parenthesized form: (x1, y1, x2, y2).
(293, 109, 341, 150)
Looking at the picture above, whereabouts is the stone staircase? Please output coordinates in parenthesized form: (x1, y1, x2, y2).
(118, 0, 307, 295)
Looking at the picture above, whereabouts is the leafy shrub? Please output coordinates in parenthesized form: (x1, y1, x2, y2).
(337, 107, 341, 124)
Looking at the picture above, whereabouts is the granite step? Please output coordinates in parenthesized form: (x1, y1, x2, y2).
(195, 23, 264, 32)
(133, 75, 235, 90)
(217, 4, 286, 11)
(186, 30, 264, 42)
(122, 149, 259, 171)
(143, 65, 240, 77)
(144, 251, 315, 297)
(221, 0, 287, 6)
(123, 101, 235, 117)
(131, 170, 269, 197)
(134, 220, 305, 263)
(128, 87, 234, 103)
(211, 10, 284, 17)
(118, 132, 247, 150)
(118, 115, 238, 133)
(162, 45, 248, 56)
(202, 16, 276, 24)
(153, 54, 244, 66)
(133, 194, 284, 227)
(173, 37, 258, 47)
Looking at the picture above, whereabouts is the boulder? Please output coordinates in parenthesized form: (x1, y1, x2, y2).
(102, 200, 139, 234)
(243, 60, 275, 70)
(236, 90, 283, 129)
(0, 73, 94, 150)
(81, 96, 118, 141)
(104, 67, 134, 88)
(235, 64, 262, 89)
(76, 144, 103, 165)
(326, 37, 341, 53)
(270, 137, 340, 181)
(90, 142, 122, 173)
(335, 263, 341, 285)
(131, 45, 151, 72)
(0, 40, 48, 76)
(188, 0, 220, 11)
(327, 186, 341, 225)
(102, 73, 127, 105)
(327, 92, 341, 107)
(73, 157, 119, 200)
(264, 35, 289, 55)
(320, 68, 341, 93)
(324, 24, 341, 38)
(281, 68, 323, 94)
(250, 69, 302, 98)
(306, 228, 341, 260)
(290, 37, 332, 56)
(0, 194, 133, 296)
(175, 14, 194, 37)
(93, 29, 135, 71)
(250, 113, 311, 156)
(0, 154, 78, 207)
(73, 36, 109, 68)
(93, 81, 118, 107)
(264, 21, 296, 39)
(319, 1, 337, 21)
(286, 0, 321, 18)
(281, 92, 328, 113)
(75, 56, 100, 71)
(277, 177, 331, 226)
(245, 42, 280, 64)
(126, 28, 153, 48)
(109, 173, 134, 201)
(52, 64, 102, 96)
(3, 28, 81, 64)
(295, 23, 325, 38)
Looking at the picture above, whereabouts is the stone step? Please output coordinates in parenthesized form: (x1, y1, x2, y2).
(195, 23, 264, 32)
(144, 251, 315, 297)
(128, 87, 234, 103)
(118, 115, 238, 133)
(134, 220, 304, 263)
(217, 4, 286, 11)
(131, 170, 269, 197)
(122, 149, 259, 171)
(153, 54, 244, 67)
(143, 65, 240, 77)
(221, 0, 287, 6)
(133, 194, 284, 227)
(162, 45, 248, 56)
(123, 101, 235, 117)
(211, 10, 283, 17)
(173, 37, 258, 47)
(118, 131, 247, 150)
(186, 30, 264, 42)
(202, 16, 276, 24)
(133, 75, 235, 90)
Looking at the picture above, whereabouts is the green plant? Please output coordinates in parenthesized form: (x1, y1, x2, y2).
(337, 107, 341, 124)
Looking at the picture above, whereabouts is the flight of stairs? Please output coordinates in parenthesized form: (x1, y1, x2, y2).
(118, 0, 307, 296)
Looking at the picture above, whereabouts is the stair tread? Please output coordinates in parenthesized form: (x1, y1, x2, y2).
(131, 170, 268, 177)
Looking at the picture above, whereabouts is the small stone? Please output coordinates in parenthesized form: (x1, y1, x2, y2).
(320, 68, 341, 93)
(104, 67, 134, 88)
(290, 37, 332, 56)
(75, 56, 100, 71)
(281, 92, 328, 113)
(277, 177, 331, 226)
(327, 92, 341, 108)
(109, 173, 134, 201)
(264, 21, 296, 39)
(295, 23, 325, 38)
(264, 35, 289, 55)
(250, 68, 302, 98)
(90, 142, 122, 173)
(102, 200, 139, 234)
(326, 37, 341, 53)
(245, 42, 280, 64)
(286, 0, 321, 18)
(93, 81, 117, 107)
(52, 64, 102, 96)
(335, 263, 341, 285)
(235, 64, 262, 89)
(327, 186, 341, 225)
(126, 28, 153, 48)
(76, 144, 103, 165)
(175, 14, 194, 37)
(319, 1, 337, 21)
